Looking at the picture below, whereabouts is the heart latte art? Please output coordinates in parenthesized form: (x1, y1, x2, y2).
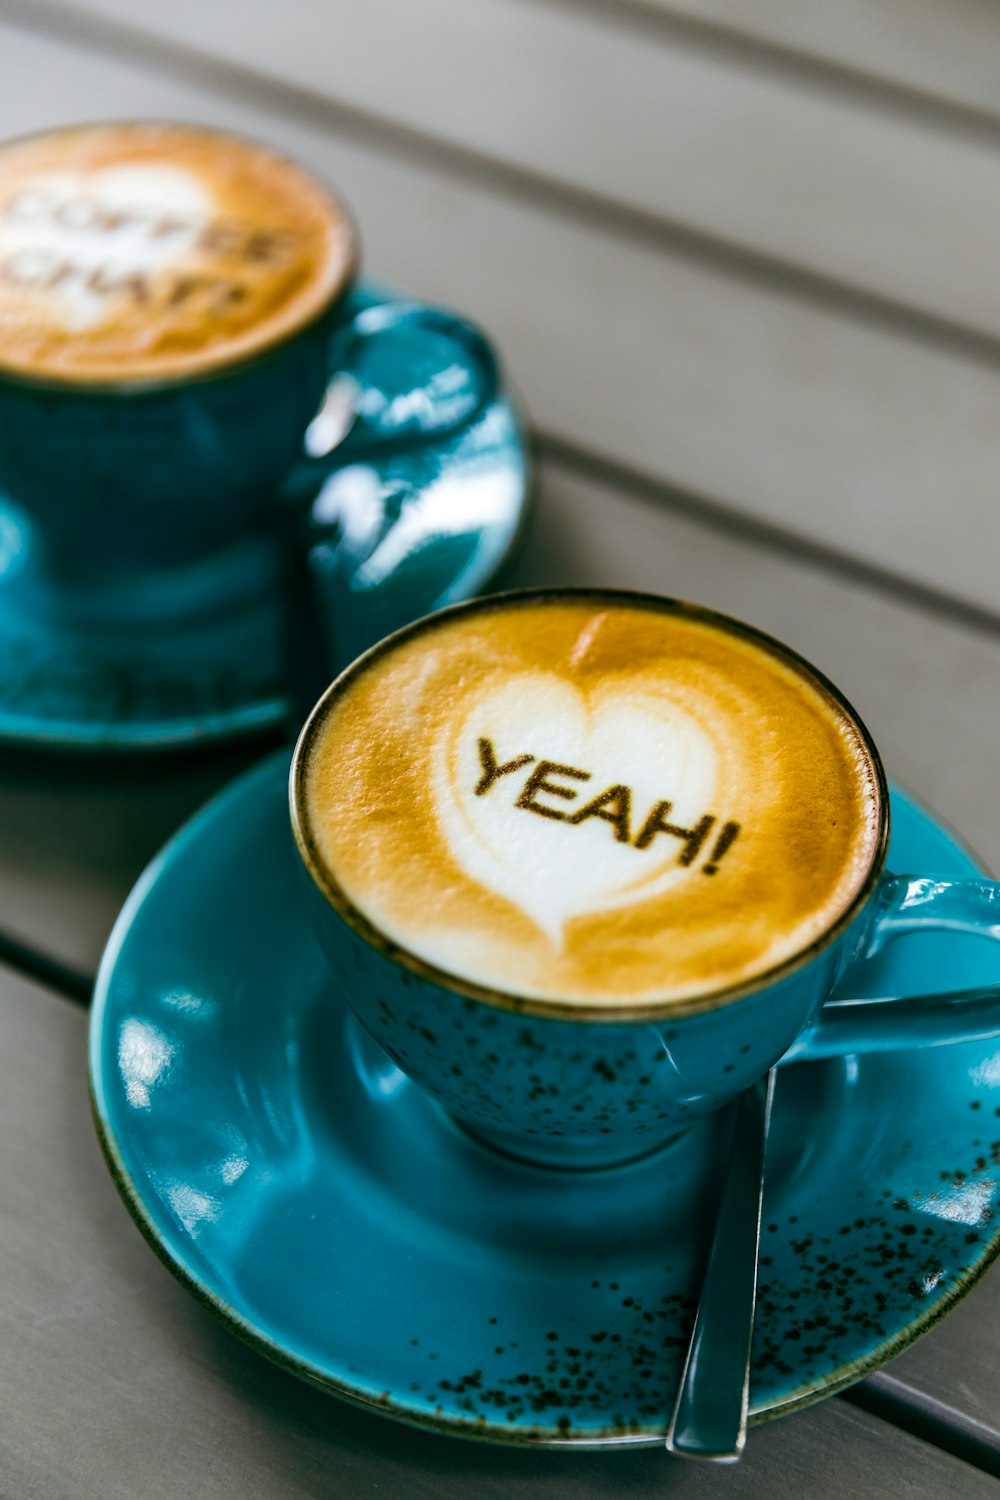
(298, 597, 883, 1007)
(433, 675, 731, 945)
(0, 123, 354, 382)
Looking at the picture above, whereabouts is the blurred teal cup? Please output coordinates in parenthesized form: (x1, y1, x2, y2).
(0, 120, 497, 575)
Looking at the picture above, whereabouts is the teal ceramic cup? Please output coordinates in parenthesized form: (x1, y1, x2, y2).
(0, 121, 497, 575)
(0, 319, 340, 571)
(290, 596, 1000, 1171)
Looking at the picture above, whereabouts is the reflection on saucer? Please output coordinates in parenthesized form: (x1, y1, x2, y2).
(305, 395, 529, 670)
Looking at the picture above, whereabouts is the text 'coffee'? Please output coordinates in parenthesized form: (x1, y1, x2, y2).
(0, 122, 354, 383)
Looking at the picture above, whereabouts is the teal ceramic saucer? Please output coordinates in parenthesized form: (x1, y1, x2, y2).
(0, 283, 530, 750)
(90, 758, 1000, 1445)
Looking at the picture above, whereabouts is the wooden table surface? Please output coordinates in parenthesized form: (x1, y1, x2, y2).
(2, 2, 1000, 1493)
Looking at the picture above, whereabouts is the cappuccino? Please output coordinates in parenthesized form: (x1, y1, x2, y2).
(0, 122, 355, 383)
(295, 594, 883, 1007)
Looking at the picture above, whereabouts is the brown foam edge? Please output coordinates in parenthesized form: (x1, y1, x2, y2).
(289, 587, 891, 1023)
(0, 117, 361, 391)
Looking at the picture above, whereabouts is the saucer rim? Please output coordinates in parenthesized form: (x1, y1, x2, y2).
(90, 1078, 1000, 1449)
(88, 757, 1000, 1447)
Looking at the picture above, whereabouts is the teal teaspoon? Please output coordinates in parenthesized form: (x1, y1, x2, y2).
(665, 1069, 777, 1462)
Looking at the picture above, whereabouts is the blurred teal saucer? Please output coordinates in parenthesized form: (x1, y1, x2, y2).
(90, 760, 1000, 1445)
(0, 282, 530, 750)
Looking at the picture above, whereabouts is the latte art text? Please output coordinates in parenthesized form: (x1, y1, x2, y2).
(475, 737, 742, 874)
(2, 188, 296, 257)
(0, 124, 355, 381)
(0, 188, 299, 317)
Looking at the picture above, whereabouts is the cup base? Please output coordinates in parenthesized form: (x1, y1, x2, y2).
(345, 1008, 694, 1173)
(450, 1115, 694, 1173)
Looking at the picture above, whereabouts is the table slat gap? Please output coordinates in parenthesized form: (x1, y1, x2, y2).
(0, 928, 93, 1006)
(842, 1374, 1000, 1482)
(597, 0, 1000, 133)
(539, 440, 1000, 646)
(539, 0, 1000, 147)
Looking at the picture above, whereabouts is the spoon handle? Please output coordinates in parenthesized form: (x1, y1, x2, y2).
(665, 1069, 776, 1462)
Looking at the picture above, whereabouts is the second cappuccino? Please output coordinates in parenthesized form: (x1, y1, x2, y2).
(0, 121, 355, 383)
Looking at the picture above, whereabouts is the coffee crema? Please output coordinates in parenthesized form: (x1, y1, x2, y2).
(295, 595, 884, 1008)
(0, 122, 355, 383)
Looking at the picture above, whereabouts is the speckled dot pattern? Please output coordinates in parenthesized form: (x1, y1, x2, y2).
(303, 862, 856, 1168)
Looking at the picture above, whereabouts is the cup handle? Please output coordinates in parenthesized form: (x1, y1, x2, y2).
(302, 300, 500, 470)
(781, 875, 1000, 1063)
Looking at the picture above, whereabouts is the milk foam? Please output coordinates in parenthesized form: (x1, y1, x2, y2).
(0, 166, 210, 332)
(0, 123, 355, 381)
(299, 598, 884, 1008)
(432, 673, 720, 945)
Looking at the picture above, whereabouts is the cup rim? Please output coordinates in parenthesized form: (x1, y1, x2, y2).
(0, 117, 361, 394)
(290, 587, 891, 1023)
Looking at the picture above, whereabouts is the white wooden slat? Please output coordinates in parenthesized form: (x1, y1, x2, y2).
(618, 0, 1000, 123)
(0, 20, 996, 612)
(4, 964, 1000, 1496)
(49, 0, 1000, 347)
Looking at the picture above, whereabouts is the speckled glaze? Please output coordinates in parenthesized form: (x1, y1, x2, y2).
(89, 753, 1000, 1444)
(292, 593, 1000, 1169)
(0, 282, 529, 748)
(298, 866, 865, 1169)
